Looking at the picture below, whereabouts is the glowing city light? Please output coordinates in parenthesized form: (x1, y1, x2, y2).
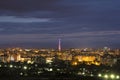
(110, 74, 115, 79)
(116, 75, 120, 79)
(49, 68, 53, 71)
(82, 72, 85, 75)
(35, 64, 38, 67)
(23, 66, 27, 70)
(101, 73, 120, 79)
(72, 61, 78, 66)
(90, 74, 94, 76)
(20, 72, 23, 75)
(104, 74, 108, 79)
(38, 71, 42, 74)
(9, 64, 13, 68)
(4, 65, 7, 67)
(98, 73, 102, 77)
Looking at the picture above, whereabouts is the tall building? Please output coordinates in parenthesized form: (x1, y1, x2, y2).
(58, 39, 61, 52)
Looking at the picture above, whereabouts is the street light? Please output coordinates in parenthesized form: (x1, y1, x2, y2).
(104, 74, 108, 79)
(116, 75, 120, 79)
(110, 74, 115, 79)
(98, 73, 102, 77)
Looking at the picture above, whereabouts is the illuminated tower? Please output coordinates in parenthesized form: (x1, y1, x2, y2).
(58, 39, 61, 52)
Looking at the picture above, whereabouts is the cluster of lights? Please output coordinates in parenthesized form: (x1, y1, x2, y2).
(98, 73, 120, 79)
(44, 68, 53, 72)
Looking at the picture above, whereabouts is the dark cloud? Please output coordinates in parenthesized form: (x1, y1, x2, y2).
(0, 0, 120, 48)
(0, 0, 59, 12)
(0, 0, 88, 18)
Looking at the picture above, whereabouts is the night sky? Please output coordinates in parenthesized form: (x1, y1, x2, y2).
(0, 0, 120, 48)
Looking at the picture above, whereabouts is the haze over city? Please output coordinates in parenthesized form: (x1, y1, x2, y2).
(0, 0, 120, 48)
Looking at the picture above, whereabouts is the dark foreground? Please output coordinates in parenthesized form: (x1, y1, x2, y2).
(0, 76, 103, 80)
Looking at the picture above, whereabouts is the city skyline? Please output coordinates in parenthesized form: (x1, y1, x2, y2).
(0, 0, 120, 48)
